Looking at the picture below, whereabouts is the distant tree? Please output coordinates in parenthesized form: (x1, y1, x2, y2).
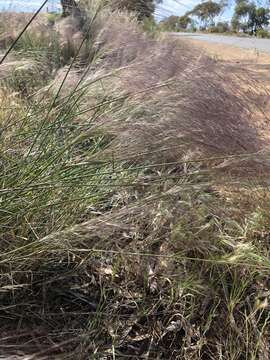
(231, 14, 241, 31)
(161, 15, 180, 31)
(178, 14, 192, 29)
(248, 6, 270, 34)
(232, 0, 252, 31)
(209, 20, 230, 32)
(189, 1, 223, 27)
(232, 0, 269, 34)
(218, 21, 230, 31)
(160, 13, 195, 32)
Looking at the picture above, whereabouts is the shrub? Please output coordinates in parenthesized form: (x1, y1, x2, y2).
(209, 21, 230, 33)
(142, 16, 158, 33)
(47, 12, 61, 26)
(256, 28, 270, 38)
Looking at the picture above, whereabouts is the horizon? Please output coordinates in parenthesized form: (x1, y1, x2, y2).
(0, 0, 268, 23)
(0, 0, 233, 21)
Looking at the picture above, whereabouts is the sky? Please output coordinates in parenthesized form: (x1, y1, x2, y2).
(0, 0, 61, 12)
(156, 0, 234, 21)
(0, 0, 234, 21)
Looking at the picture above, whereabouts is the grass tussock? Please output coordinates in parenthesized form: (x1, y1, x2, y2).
(0, 2, 269, 359)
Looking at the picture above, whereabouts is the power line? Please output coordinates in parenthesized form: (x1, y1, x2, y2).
(154, 0, 195, 19)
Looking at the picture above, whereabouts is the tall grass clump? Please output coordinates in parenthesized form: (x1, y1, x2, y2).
(0, 1, 269, 359)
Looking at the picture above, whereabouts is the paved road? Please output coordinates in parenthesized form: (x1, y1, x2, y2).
(171, 32, 270, 53)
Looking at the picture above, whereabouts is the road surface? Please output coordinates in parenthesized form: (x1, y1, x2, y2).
(172, 33, 270, 53)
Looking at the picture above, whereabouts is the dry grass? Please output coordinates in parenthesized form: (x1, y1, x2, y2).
(90, 13, 267, 174)
(0, 12, 50, 49)
(0, 4, 269, 359)
(177, 38, 270, 148)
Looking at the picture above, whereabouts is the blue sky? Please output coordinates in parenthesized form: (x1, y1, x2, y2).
(0, 0, 234, 21)
(156, 0, 234, 21)
(0, 0, 61, 12)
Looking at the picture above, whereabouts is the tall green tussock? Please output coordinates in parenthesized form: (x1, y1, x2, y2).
(0, 1, 269, 359)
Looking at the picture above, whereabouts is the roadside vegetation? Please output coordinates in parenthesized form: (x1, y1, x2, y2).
(0, 0, 269, 358)
(160, 0, 270, 38)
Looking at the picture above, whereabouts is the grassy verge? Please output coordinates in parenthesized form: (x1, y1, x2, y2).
(0, 2, 269, 359)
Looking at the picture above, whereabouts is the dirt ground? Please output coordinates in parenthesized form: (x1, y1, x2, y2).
(185, 38, 270, 61)
(187, 38, 270, 87)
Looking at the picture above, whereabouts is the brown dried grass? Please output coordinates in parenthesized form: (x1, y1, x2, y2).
(0, 12, 50, 44)
(1, 7, 269, 360)
(85, 12, 268, 175)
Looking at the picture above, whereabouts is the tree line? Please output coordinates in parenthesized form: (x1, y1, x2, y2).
(160, 0, 270, 37)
